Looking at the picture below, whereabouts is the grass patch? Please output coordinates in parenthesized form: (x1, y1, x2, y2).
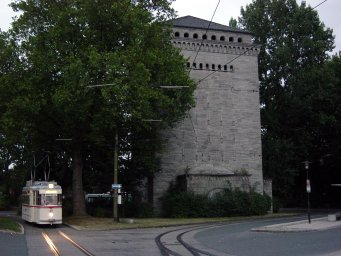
(0, 217, 21, 233)
(64, 213, 295, 231)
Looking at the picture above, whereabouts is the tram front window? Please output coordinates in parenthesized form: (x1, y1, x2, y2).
(43, 195, 60, 205)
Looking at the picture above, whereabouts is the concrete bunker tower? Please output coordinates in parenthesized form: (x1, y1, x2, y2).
(153, 16, 266, 213)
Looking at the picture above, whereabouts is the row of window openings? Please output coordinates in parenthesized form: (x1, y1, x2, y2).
(187, 62, 234, 71)
(176, 41, 256, 52)
(175, 32, 243, 43)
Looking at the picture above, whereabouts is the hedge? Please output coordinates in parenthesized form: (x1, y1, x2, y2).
(161, 188, 271, 218)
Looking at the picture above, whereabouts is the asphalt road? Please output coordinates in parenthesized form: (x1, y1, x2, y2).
(0, 231, 27, 256)
(195, 216, 341, 256)
(2, 211, 341, 256)
(0, 211, 28, 256)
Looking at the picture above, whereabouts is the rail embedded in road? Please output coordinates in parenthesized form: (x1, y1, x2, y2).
(59, 231, 95, 256)
(41, 229, 95, 256)
(155, 223, 224, 256)
(42, 232, 61, 256)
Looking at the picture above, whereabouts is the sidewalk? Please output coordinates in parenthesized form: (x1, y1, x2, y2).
(252, 217, 341, 232)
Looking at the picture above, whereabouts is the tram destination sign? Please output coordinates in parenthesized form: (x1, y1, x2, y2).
(111, 184, 122, 190)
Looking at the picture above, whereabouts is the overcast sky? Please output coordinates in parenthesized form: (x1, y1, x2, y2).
(0, 0, 339, 54)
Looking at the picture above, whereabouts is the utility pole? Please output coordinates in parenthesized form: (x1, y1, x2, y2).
(113, 131, 119, 223)
(86, 83, 120, 222)
(303, 161, 311, 224)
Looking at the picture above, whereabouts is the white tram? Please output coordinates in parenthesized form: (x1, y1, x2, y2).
(22, 180, 62, 224)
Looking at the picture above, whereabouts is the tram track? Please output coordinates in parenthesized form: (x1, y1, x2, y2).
(40, 227, 95, 256)
(156, 223, 224, 256)
(42, 231, 61, 256)
(27, 215, 307, 256)
(155, 216, 308, 256)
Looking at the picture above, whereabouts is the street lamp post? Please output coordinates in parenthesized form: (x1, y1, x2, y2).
(113, 131, 119, 223)
(303, 161, 311, 224)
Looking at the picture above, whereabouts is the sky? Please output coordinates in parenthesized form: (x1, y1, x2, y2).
(0, 0, 339, 54)
(171, 0, 339, 54)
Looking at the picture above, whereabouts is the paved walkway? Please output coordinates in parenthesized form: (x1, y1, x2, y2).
(252, 216, 341, 232)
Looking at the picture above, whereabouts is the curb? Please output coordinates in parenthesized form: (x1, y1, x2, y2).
(251, 217, 341, 232)
(0, 221, 24, 235)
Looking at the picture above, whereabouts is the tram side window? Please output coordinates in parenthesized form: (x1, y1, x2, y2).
(36, 193, 42, 205)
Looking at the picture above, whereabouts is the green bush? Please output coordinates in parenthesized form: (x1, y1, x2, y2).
(86, 197, 112, 217)
(136, 202, 154, 218)
(161, 188, 272, 218)
(210, 190, 234, 216)
(162, 191, 211, 218)
(0, 194, 10, 211)
(249, 192, 272, 215)
(230, 190, 252, 216)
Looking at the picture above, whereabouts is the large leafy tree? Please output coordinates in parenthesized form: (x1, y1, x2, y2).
(308, 54, 341, 207)
(0, 0, 195, 215)
(239, 0, 335, 204)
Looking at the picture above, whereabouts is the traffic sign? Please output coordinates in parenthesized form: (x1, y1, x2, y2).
(112, 184, 122, 189)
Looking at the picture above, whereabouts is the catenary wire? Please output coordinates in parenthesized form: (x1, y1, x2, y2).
(196, 48, 251, 85)
(195, 0, 328, 86)
(190, 0, 221, 74)
(313, 0, 327, 9)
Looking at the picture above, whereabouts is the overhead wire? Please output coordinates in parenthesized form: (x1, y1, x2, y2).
(313, 0, 327, 9)
(187, 0, 252, 85)
(178, 0, 330, 145)
(193, 0, 328, 85)
(190, 0, 221, 74)
(196, 48, 251, 85)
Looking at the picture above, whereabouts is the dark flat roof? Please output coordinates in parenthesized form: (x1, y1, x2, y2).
(172, 15, 251, 35)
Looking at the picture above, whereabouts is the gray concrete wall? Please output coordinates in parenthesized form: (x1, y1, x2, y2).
(153, 25, 263, 214)
(184, 174, 252, 196)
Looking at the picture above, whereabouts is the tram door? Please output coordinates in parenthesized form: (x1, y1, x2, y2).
(21, 190, 32, 222)
(33, 191, 39, 221)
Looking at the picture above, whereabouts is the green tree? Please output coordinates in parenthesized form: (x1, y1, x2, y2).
(228, 17, 238, 28)
(239, 0, 334, 203)
(308, 54, 341, 206)
(0, 0, 195, 215)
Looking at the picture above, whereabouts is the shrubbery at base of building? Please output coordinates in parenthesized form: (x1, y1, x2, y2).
(161, 188, 271, 218)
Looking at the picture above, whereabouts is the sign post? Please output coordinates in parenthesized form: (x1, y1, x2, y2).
(113, 132, 119, 223)
(303, 161, 311, 224)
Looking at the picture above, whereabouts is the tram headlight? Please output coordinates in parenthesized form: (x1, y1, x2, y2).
(49, 211, 54, 218)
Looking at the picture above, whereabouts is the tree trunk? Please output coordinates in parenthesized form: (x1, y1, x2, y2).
(72, 147, 87, 216)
